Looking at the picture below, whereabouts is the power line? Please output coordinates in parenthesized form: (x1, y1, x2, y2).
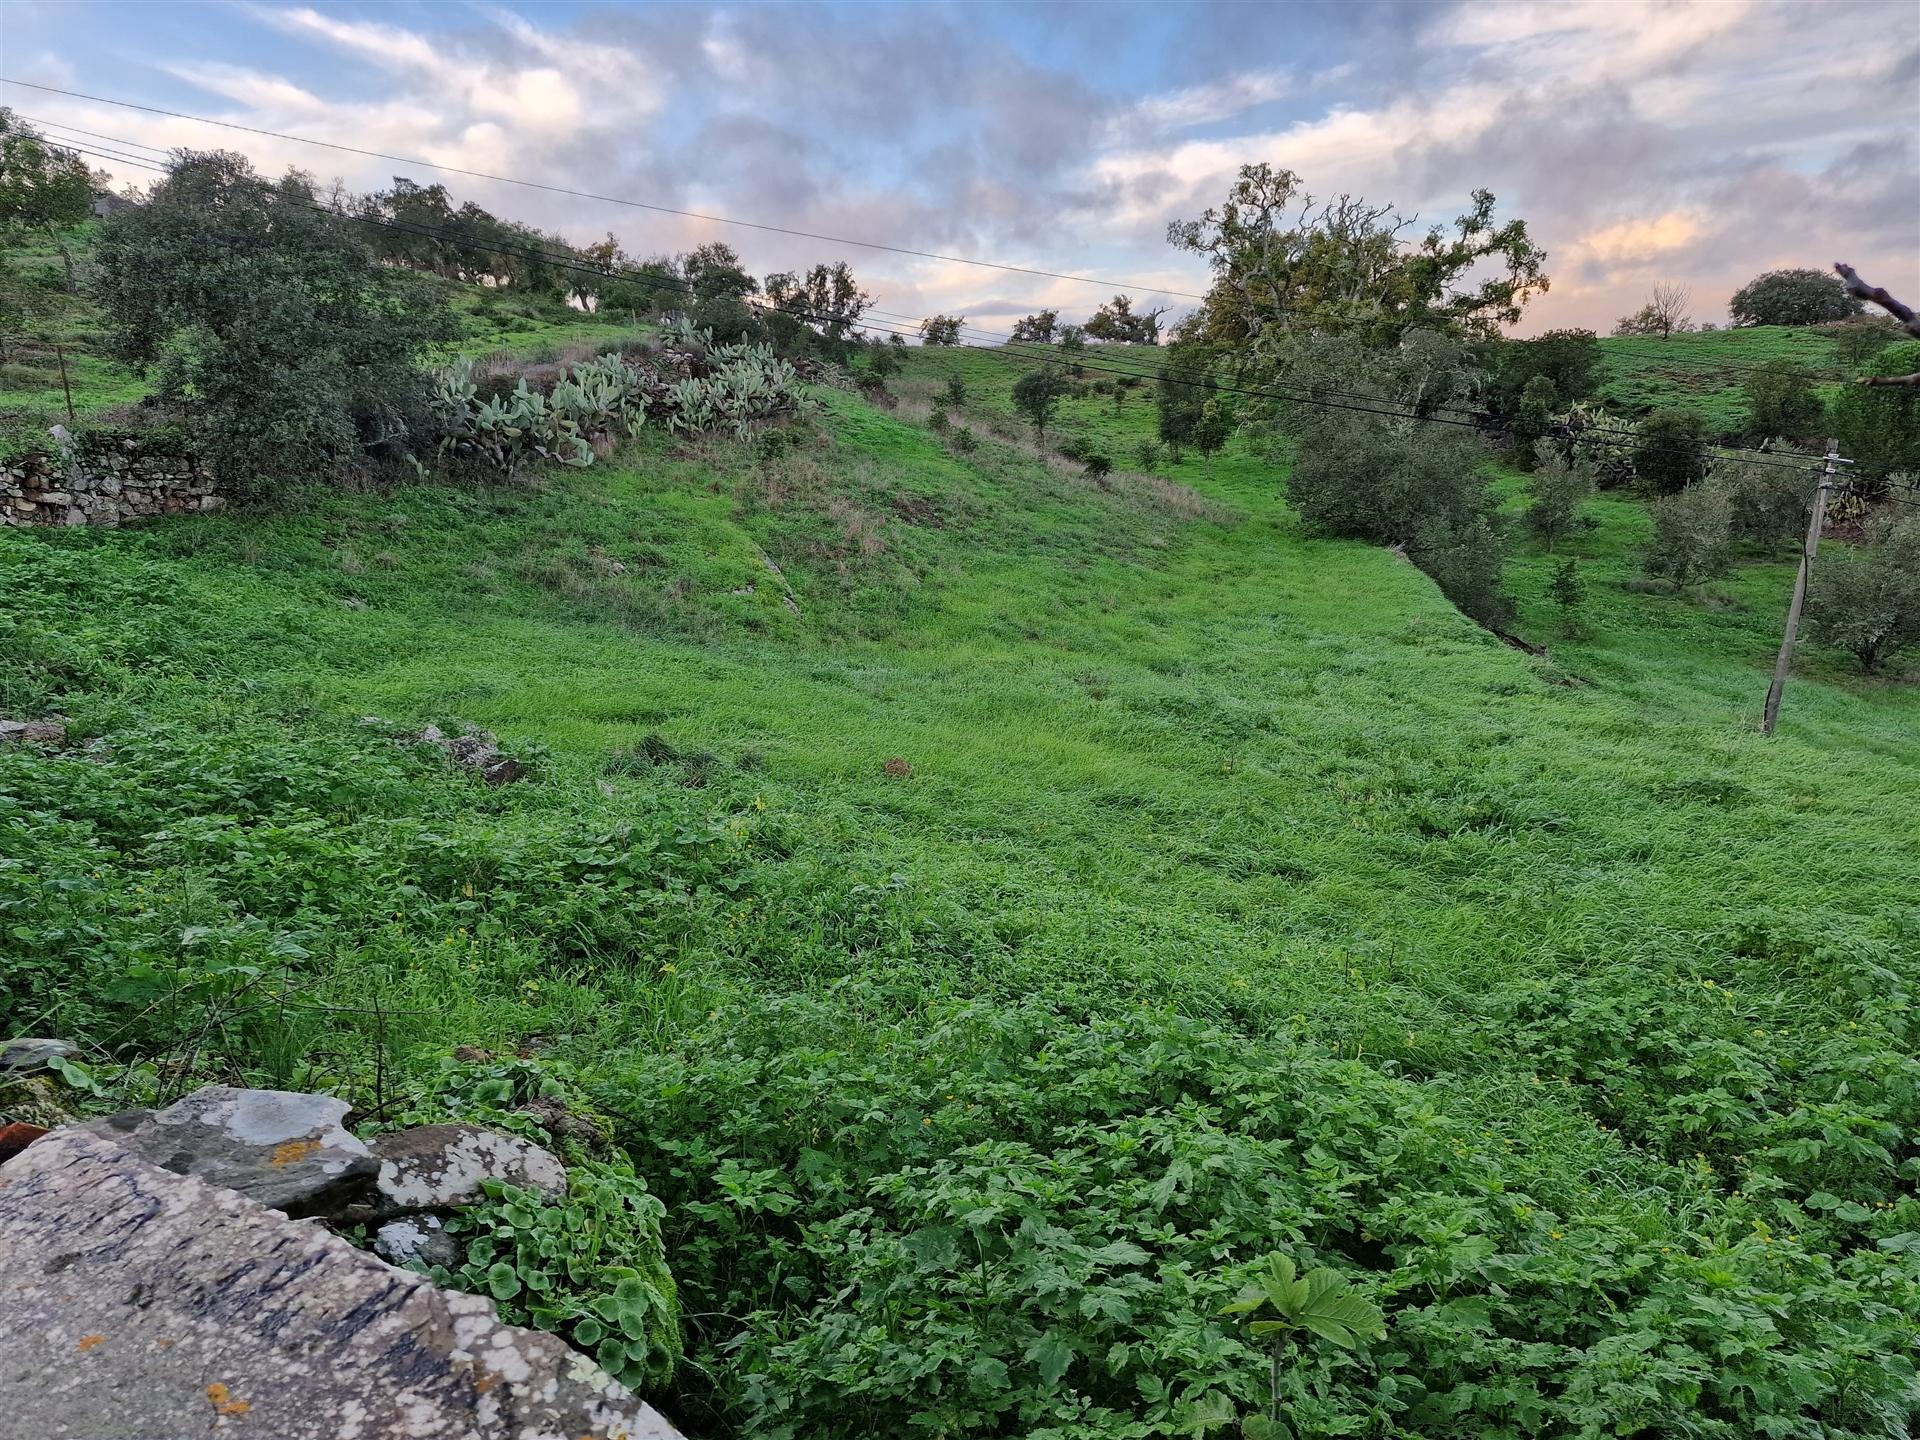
(36, 127, 1832, 475)
(36, 109, 1857, 432)
(57, 141, 1830, 473)
(26, 99, 1868, 400)
(0, 77, 1210, 302)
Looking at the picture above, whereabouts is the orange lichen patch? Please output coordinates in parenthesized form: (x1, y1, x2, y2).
(472, 1370, 499, 1395)
(77, 1334, 106, 1353)
(269, 1138, 319, 1167)
(205, 1382, 252, 1417)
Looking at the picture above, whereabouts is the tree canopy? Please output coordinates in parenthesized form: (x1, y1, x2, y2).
(1731, 268, 1862, 328)
(1083, 294, 1167, 345)
(97, 151, 457, 490)
(1168, 164, 1546, 350)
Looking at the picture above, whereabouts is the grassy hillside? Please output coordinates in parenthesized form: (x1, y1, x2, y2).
(1593, 325, 1845, 435)
(4, 348, 1917, 1435)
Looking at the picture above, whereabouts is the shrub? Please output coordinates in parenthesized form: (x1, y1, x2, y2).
(1509, 374, 1561, 467)
(1833, 342, 1920, 481)
(1711, 455, 1812, 553)
(949, 426, 977, 453)
(1633, 407, 1708, 494)
(1742, 362, 1827, 444)
(1809, 513, 1920, 673)
(1275, 333, 1511, 624)
(1547, 557, 1585, 632)
(1012, 366, 1069, 441)
(1643, 484, 1732, 589)
(1136, 438, 1164, 471)
(1524, 450, 1594, 550)
(1730, 268, 1861, 327)
(943, 374, 966, 408)
(927, 407, 949, 433)
(688, 293, 763, 346)
(1083, 453, 1113, 481)
(93, 152, 458, 492)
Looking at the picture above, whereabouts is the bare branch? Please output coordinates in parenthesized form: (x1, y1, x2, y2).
(1833, 262, 1920, 338)
(1858, 372, 1920, 388)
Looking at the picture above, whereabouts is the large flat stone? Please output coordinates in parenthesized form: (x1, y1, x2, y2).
(0, 1128, 681, 1440)
(372, 1123, 568, 1214)
(81, 1085, 377, 1219)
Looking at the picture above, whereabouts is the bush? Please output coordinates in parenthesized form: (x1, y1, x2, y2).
(1524, 450, 1594, 550)
(1083, 453, 1113, 481)
(1632, 407, 1708, 494)
(1833, 342, 1920, 481)
(1547, 557, 1585, 633)
(1730, 268, 1861, 327)
(1809, 513, 1920, 673)
(949, 426, 977, 453)
(1012, 367, 1069, 441)
(1276, 333, 1511, 624)
(943, 374, 966, 408)
(1742, 362, 1826, 445)
(1509, 374, 1561, 468)
(927, 407, 949, 433)
(688, 293, 764, 346)
(1643, 484, 1732, 589)
(1136, 438, 1164, 471)
(93, 153, 458, 492)
(1710, 455, 1812, 553)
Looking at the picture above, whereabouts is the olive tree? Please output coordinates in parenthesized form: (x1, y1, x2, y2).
(919, 314, 964, 346)
(1011, 366, 1069, 442)
(1169, 163, 1546, 348)
(1730, 268, 1861, 327)
(94, 151, 457, 491)
(1809, 515, 1920, 673)
(0, 109, 97, 291)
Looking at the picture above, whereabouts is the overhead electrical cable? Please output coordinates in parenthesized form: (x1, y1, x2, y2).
(35, 128, 1833, 475)
(1, 78, 1208, 301)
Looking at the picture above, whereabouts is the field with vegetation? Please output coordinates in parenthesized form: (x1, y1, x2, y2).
(6, 333, 1918, 1435)
(1590, 326, 1846, 436)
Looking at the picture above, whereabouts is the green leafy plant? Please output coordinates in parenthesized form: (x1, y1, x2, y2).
(1221, 1253, 1386, 1437)
(438, 1170, 681, 1392)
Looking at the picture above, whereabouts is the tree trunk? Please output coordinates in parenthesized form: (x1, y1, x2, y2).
(46, 224, 77, 292)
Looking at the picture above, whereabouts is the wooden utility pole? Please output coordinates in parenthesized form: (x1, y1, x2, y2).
(1761, 439, 1846, 735)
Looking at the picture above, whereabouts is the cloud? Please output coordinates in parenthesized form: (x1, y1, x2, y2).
(11, 0, 1913, 334)
(1118, 70, 1294, 137)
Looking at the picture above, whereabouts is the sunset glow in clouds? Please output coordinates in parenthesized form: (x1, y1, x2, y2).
(3, 0, 1913, 335)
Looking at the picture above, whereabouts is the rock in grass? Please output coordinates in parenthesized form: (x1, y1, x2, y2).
(374, 1213, 462, 1269)
(413, 722, 529, 786)
(0, 1039, 76, 1073)
(371, 1123, 566, 1214)
(0, 1128, 682, 1440)
(0, 718, 66, 747)
(78, 1085, 376, 1219)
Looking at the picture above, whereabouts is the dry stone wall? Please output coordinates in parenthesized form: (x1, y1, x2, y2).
(1, 436, 222, 528)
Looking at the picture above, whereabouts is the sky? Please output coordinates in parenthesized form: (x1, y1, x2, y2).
(3, 0, 1915, 337)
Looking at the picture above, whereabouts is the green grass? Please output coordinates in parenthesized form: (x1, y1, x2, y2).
(3, 347, 1917, 1436)
(1593, 325, 1845, 435)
